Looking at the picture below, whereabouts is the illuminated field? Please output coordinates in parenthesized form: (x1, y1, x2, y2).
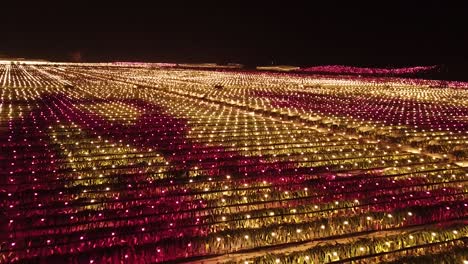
(0, 62, 467, 263)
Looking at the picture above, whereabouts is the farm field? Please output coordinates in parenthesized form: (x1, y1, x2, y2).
(0, 62, 467, 263)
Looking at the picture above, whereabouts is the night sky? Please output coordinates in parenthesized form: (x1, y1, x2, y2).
(2, 2, 467, 75)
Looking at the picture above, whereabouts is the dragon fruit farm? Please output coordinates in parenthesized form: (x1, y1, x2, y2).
(0, 62, 467, 263)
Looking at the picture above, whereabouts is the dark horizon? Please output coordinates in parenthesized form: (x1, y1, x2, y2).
(2, 2, 468, 78)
